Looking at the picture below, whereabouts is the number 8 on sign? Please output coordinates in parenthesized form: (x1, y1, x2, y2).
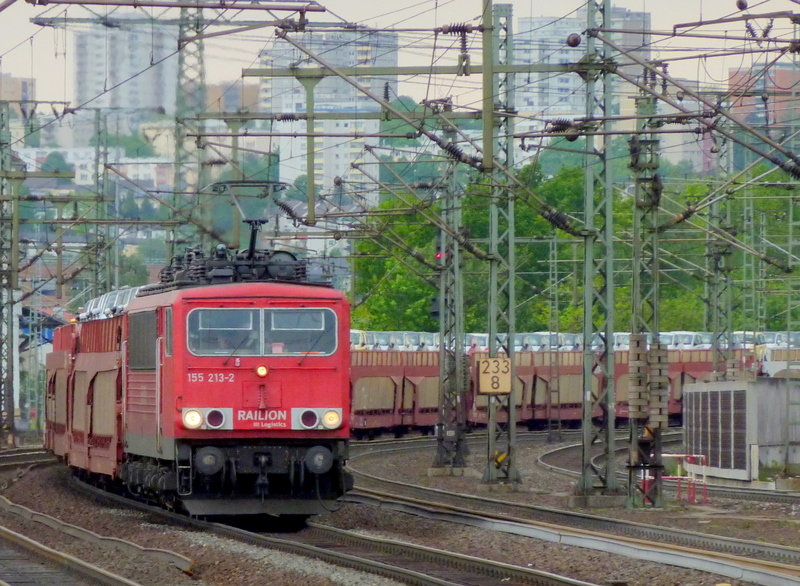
(477, 358, 512, 394)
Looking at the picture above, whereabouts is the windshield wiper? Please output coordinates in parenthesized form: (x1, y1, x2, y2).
(298, 330, 328, 366)
(224, 334, 254, 366)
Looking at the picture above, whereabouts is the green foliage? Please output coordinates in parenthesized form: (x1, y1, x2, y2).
(118, 250, 150, 287)
(284, 174, 308, 204)
(41, 152, 73, 185)
(119, 193, 140, 219)
(350, 127, 792, 336)
(89, 132, 157, 158)
(352, 197, 437, 331)
(379, 96, 423, 148)
(136, 238, 167, 265)
(759, 460, 785, 481)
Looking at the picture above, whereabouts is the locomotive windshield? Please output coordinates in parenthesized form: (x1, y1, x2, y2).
(187, 307, 337, 356)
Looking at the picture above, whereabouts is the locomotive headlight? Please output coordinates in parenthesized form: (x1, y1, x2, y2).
(255, 365, 269, 378)
(322, 410, 341, 429)
(183, 409, 204, 429)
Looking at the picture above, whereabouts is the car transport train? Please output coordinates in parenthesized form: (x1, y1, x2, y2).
(46, 241, 352, 518)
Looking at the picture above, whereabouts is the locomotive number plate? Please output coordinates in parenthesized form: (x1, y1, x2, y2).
(476, 358, 511, 395)
(188, 372, 235, 383)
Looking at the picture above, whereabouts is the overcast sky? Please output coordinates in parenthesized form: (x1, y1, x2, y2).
(0, 0, 793, 105)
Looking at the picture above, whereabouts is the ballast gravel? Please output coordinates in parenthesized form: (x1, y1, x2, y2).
(0, 438, 790, 586)
(0, 466, 402, 586)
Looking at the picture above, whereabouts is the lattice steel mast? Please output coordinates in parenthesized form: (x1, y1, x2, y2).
(0, 104, 17, 446)
(483, 1, 520, 485)
(171, 7, 207, 260)
(628, 76, 666, 507)
(577, 0, 619, 497)
(433, 116, 467, 469)
(706, 111, 735, 381)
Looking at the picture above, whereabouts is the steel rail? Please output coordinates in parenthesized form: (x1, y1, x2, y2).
(343, 489, 800, 586)
(0, 488, 194, 574)
(0, 449, 57, 469)
(539, 441, 800, 506)
(303, 523, 598, 586)
(0, 523, 141, 586)
(349, 432, 800, 566)
(68, 478, 591, 586)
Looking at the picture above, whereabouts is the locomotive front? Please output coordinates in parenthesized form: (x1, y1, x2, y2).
(121, 246, 352, 517)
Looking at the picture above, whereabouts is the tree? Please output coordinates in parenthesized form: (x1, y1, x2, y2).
(284, 174, 308, 203)
(352, 196, 437, 331)
(118, 250, 149, 287)
(91, 132, 156, 158)
(379, 96, 423, 148)
(41, 152, 73, 186)
(138, 199, 158, 220)
(137, 238, 167, 265)
(119, 193, 140, 219)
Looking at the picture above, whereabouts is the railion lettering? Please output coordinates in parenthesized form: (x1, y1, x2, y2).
(237, 410, 287, 422)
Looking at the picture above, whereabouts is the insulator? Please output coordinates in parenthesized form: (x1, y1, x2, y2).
(189, 257, 207, 281)
(542, 209, 571, 232)
(442, 141, 465, 161)
(275, 113, 299, 122)
(781, 161, 800, 179)
(549, 118, 573, 133)
(736, 0, 748, 10)
(383, 82, 390, 102)
(441, 23, 473, 35)
(762, 19, 774, 38)
(159, 265, 175, 283)
(745, 21, 758, 39)
(275, 199, 298, 219)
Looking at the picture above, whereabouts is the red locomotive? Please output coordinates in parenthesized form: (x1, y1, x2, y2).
(46, 241, 352, 518)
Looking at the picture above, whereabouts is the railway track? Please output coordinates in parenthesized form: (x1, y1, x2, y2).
(347, 434, 800, 585)
(537, 440, 800, 505)
(0, 519, 139, 586)
(67, 479, 595, 586)
(0, 448, 56, 471)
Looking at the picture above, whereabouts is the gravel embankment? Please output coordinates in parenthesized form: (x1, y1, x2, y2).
(350, 440, 800, 548)
(0, 465, 402, 586)
(0, 439, 793, 586)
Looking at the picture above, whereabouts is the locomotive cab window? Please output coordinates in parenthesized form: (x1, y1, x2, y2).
(267, 309, 336, 355)
(187, 309, 261, 356)
(187, 307, 336, 356)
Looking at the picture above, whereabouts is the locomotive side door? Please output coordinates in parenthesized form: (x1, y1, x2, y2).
(126, 310, 161, 459)
(157, 307, 173, 454)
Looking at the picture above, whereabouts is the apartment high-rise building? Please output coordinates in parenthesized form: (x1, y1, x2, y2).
(0, 74, 35, 118)
(516, 8, 651, 136)
(72, 18, 178, 145)
(257, 28, 399, 202)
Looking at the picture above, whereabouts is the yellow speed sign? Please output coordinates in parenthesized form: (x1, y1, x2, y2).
(477, 358, 511, 394)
